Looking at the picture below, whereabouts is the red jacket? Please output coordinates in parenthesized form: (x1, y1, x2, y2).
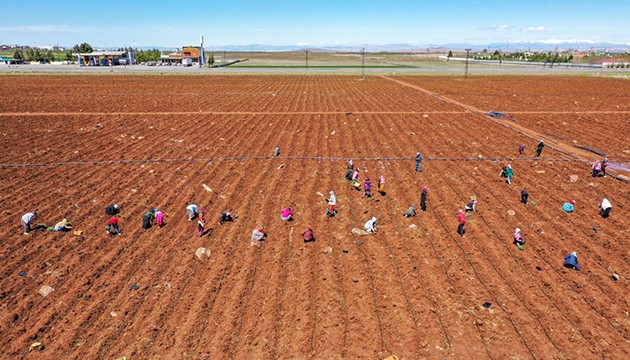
(457, 213, 466, 224)
(108, 217, 118, 225)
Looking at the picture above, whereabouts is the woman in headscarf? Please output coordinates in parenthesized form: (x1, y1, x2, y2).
(513, 228, 525, 246)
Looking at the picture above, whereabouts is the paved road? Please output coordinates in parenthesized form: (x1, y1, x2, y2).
(2, 62, 628, 75)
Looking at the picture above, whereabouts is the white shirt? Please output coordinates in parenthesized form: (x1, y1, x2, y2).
(364, 218, 377, 233)
(22, 212, 35, 224)
(328, 194, 336, 206)
(601, 198, 612, 210)
(187, 204, 198, 213)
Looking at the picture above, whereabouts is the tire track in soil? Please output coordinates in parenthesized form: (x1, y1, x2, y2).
(372, 111, 628, 358)
(481, 164, 630, 351)
(373, 143, 528, 357)
(304, 118, 350, 358)
(136, 158, 246, 357)
(295, 115, 350, 357)
(364, 116, 478, 355)
(265, 116, 327, 358)
(35, 162, 196, 359)
(218, 160, 290, 359)
(341, 126, 413, 358)
(428, 160, 600, 356)
(0, 166, 133, 352)
(422, 163, 554, 359)
(141, 162, 253, 357)
(182, 123, 287, 358)
(350, 119, 435, 359)
(225, 120, 342, 358)
(143, 115, 277, 358)
(449, 163, 621, 357)
(226, 118, 315, 358)
(370, 116, 498, 358)
(433, 120, 630, 350)
(380, 76, 615, 163)
(14, 112, 232, 358)
(324, 121, 390, 359)
(93, 158, 241, 360)
(269, 117, 347, 358)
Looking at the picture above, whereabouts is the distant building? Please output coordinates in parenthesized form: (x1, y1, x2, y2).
(602, 58, 630, 68)
(74, 50, 135, 66)
(159, 46, 201, 65)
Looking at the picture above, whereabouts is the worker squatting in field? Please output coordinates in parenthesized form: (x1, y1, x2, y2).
(17, 153, 619, 274)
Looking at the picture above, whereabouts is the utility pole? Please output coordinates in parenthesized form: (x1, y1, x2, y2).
(305, 50, 309, 68)
(361, 47, 366, 80)
(464, 48, 471, 78)
(199, 35, 205, 67)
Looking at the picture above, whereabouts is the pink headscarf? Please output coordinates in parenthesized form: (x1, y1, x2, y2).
(514, 228, 521, 238)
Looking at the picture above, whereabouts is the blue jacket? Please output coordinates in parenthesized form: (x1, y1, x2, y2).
(564, 254, 581, 271)
(562, 203, 574, 212)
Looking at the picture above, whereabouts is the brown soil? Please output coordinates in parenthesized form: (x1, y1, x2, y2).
(0, 75, 628, 359)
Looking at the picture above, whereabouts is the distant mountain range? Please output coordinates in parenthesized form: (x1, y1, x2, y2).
(134, 41, 630, 53)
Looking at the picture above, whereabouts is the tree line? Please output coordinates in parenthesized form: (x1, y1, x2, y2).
(12, 48, 55, 62)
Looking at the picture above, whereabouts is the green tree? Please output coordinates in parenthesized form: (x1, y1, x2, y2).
(13, 49, 22, 60)
(34, 49, 42, 62)
(65, 51, 74, 61)
(72, 43, 93, 53)
(447, 50, 453, 58)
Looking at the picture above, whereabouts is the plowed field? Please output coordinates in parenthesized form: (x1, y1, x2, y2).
(1, 75, 628, 360)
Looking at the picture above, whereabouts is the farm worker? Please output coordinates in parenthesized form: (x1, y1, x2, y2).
(350, 169, 361, 190)
(415, 152, 423, 172)
(251, 225, 267, 246)
(420, 187, 428, 212)
(363, 177, 373, 198)
(197, 207, 206, 236)
(513, 228, 525, 246)
(505, 164, 513, 184)
(273, 145, 280, 157)
(601, 158, 608, 176)
(220, 209, 234, 224)
(518, 144, 525, 155)
(54, 219, 72, 232)
(535, 140, 544, 157)
(465, 200, 478, 212)
(364, 216, 377, 233)
(562, 200, 576, 213)
(142, 209, 155, 229)
(281, 207, 294, 222)
(600, 198, 612, 218)
(591, 160, 602, 177)
(563, 252, 581, 271)
(155, 209, 165, 228)
(347, 159, 354, 170)
(378, 175, 386, 193)
(106, 217, 122, 235)
(21, 210, 37, 235)
(105, 204, 120, 216)
(326, 191, 337, 217)
(457, 209, 467, 237)
(352, 168, 360, 182)
(186, 203, 198, 221)
(302, 228, 315, 242)
(345, 167, 353, 181)
(521, 188, 529, 204)
(403, 204, 417, 218)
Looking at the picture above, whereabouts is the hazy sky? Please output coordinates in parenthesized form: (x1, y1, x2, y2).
(2, 0, 629, 48)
